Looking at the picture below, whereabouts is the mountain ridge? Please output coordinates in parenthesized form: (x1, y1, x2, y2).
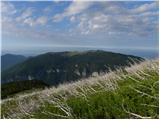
(2, 50, 144, 86)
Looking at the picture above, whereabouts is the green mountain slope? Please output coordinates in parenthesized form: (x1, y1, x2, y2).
(2, 50, 144, 85)
(1, 59, 158, 119)
(1, 54, 26, 71)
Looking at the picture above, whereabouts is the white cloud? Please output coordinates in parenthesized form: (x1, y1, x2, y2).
(53, 1, 93, 22)
(77, 13, 112, 35)
(131, 2, 158, 13)
(16, 8, 34, 22)
(73, 1, 158, 36)
(14, 7, 48, 27)
(1, 2, 17, 15)
(140, 11, 159, 17)
(36, 16, 48, 25)
(1, 2, 17, 30)
(23, 16, 48, 26)
(23, 17, 34, 26)
(70, 16, 76, 22)
(2, 1, 158, 40)
(77, 13, 157, 36)
(64, 1, 92, 16)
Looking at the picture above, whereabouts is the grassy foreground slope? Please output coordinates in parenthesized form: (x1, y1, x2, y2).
(1, 60, 158, 119)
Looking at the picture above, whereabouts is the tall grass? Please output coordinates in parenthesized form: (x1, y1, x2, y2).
(1, 59, 158, 119)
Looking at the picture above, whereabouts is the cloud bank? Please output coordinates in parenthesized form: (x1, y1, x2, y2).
(1, 1, 159, 51)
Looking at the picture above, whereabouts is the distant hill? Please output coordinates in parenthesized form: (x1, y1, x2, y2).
(1, 50, 144, 85)
(1, 54, 27, 71)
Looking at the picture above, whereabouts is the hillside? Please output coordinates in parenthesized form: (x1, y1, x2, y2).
(1, 50, 144, 85)
(1, 54, 26, 71)
(1, 59, 158, 119)
(1, 80, 49, 99)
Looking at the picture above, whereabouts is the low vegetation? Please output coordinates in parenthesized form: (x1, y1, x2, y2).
(1, 59, 158, 119)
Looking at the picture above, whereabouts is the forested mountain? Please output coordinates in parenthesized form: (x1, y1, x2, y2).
(2, 50, 144, 86)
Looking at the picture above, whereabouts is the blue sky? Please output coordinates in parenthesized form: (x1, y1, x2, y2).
(1, 1, 159, 54)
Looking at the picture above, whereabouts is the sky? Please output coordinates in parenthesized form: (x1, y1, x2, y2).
(1, 1, 159, 55)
